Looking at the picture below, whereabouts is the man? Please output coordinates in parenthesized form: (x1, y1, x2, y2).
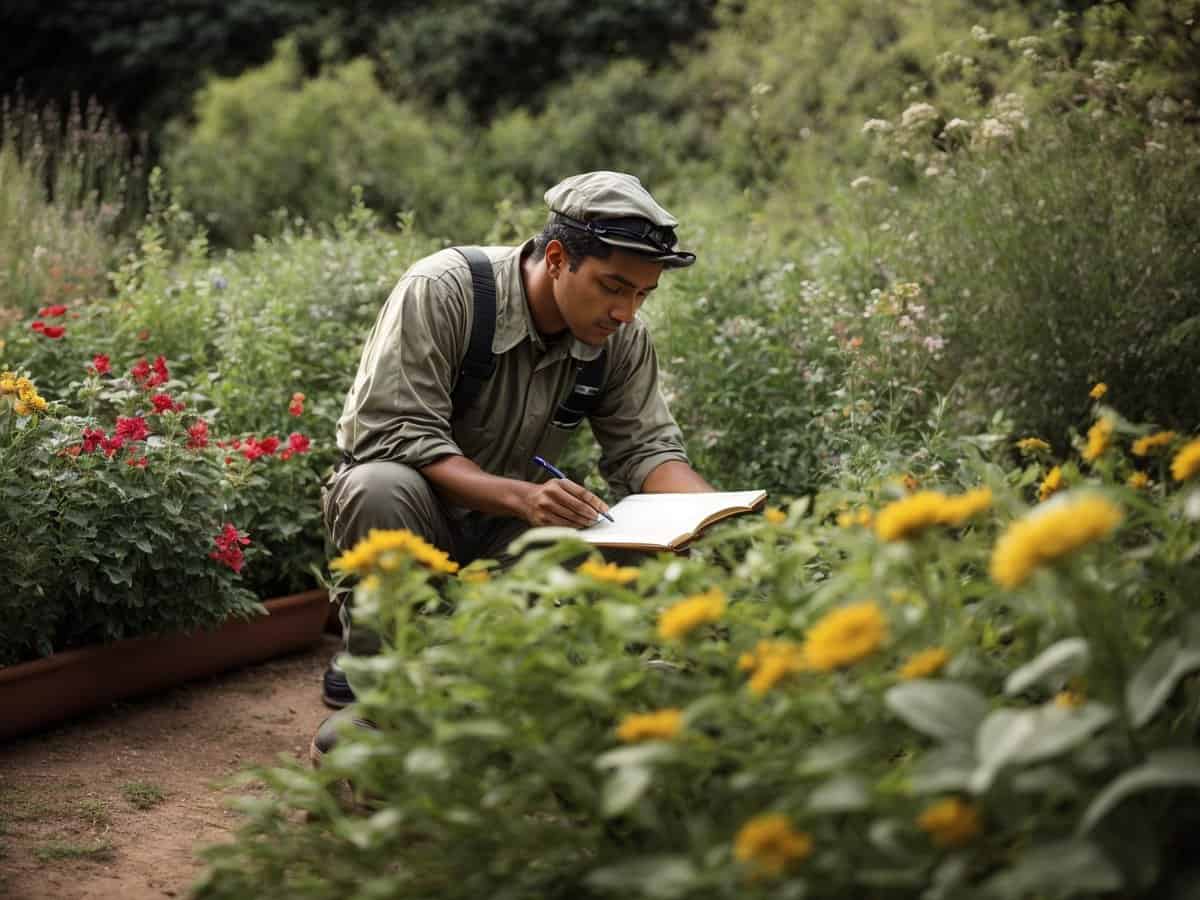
(312, 171, 712, 760)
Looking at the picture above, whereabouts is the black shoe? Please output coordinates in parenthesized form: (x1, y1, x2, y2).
(309, 707, 377, 769)
(321, 653, 357, 709)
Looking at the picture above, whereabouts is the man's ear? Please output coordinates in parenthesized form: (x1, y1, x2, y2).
(544, 239, 566, 275)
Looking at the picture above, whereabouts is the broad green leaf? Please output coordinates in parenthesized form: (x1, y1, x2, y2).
(973, 703, 1113, 793)
(884, 680, 989, 743)
(910, 744, 976, 795)
(1126, 637, 1200, 729)
(602, 765, 652, 817)
(1079, 748, 1200, 833)
(982, 839, 1121, 897)
(1004, 638, 1089, 696)
(595, 743, 677, 770)
(586, 855, 698, 900)
(404, 747, 450, 780)
(434, 719, 511, 742)
(797, 737, 868, 776)
(808, 774, 869, 812)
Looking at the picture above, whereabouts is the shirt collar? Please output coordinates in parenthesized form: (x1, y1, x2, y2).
(493, 239, 603, 362)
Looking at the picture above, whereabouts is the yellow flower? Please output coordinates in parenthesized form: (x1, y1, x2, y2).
(898, 647, 950, 680)
(1038, 466, 1063, 502)
(1126, 471, 1150, 490)
(734, 814, 813, 876)
(615, 708, 683, 743)
(837, 507, 873, 528)
(764, 506, 786, 525)
(1089, 382, 1108, 400)
(740, 640, 806, 694)
(1131, 431, 1176, 457)
(459, 568, 490, 584)
(990, 494, 1123, 589)
(1017, 437, 1051, 454)
(1171, 439, 1200, 482)
(331, 528, 459, 576)
(658, 588, 726, 640)
(1054, 688, 1086, 709)
(939, 487, 993, 525)
(0, 372, 17, 394)
(917, 798, 982, 848)
(13, 400, 32, 416)
(801, 601, 888, 671)
(578, 556, 639, 585)
(875, 488, 990, 541)
(1082, 417, 1113, 463)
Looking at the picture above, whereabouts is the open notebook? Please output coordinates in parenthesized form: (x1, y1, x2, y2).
(579, 490, 768, 551)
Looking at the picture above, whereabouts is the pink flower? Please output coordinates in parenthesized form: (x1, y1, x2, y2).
(288, 392, 305, 417)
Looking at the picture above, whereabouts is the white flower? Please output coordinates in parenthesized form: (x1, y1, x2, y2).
(942, 118, 972, 136)
(971, 25, 994, 43)
(862, 118, 894, 134)
(901, 103, 939, 129)
(923, 335, 947, 352)
(976, 118, 1015, 146)
(850, 175, 876, 190)
(992, 93, 1029, 130)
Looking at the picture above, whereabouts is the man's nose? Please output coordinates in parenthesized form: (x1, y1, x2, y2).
(610, 296, 636, 323)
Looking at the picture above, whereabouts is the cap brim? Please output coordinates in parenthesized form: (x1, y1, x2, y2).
(597, 236, 697, 268)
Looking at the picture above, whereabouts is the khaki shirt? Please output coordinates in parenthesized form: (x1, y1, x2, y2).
(336, 240, 689, 501)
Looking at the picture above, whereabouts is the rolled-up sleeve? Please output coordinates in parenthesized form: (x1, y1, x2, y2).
(337, 272, 470, 467)
(590, 319, 689, 496)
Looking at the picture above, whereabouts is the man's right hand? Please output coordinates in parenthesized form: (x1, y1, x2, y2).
(522, 478, 610, 528)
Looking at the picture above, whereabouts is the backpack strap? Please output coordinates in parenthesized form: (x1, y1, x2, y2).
(451, 247, 497, 414)
(551, 350, 608, 430)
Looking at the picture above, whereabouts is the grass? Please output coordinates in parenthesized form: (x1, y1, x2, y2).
(33, 840, 116, 863)
(121, 781, 167, 810)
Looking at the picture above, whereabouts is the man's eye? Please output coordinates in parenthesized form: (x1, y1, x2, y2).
(601, 282, 623, 295)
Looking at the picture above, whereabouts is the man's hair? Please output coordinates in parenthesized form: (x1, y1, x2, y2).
(530, 215, 613, 272)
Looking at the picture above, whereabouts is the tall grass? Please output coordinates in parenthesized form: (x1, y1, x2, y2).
(0, 93, 145, 316)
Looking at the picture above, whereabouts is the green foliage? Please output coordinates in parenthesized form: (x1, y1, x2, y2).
(195, 404, 1200, 899)
(0, 94, 143, 316)
(166, 40, 476, 246)
(0, 369, 262, 666)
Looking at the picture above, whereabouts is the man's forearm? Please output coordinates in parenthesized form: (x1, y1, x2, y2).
(420, 454, 534, 518)
(641, 460, 714, 493)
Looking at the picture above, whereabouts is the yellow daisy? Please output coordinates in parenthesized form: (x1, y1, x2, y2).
(657, 587, 726, 640)
(1171, 439, 1200, 482)
(615, 708, 683, 743)
(1082, 417, 1113, 463)
(734, 814, 813, 876)
(1089, 382, 1108, 400)
(1038, 466, 1063, 502)
(1016, 437, 1051, 454)
(801, 601, 888, 671)
(990, 494, 1123, 589)
(898, 647, 950, 680)
(739, 640, 806, 695)
(1131, 431, 1176, 457)
(578, 556, 640, 585)
(1126, 471, 1150, 490)
(763, 506, 786, 525)
(917, 798, 982, 848)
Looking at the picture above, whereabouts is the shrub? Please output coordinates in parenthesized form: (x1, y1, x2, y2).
(195, 398, 1200, 899)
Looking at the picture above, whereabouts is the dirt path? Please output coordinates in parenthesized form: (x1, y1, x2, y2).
(0, 634, 340, 900)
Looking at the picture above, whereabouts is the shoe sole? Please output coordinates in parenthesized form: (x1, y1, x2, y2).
(321, 691, 354, 710)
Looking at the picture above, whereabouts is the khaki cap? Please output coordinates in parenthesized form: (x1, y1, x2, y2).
(543, 171, 696, 268)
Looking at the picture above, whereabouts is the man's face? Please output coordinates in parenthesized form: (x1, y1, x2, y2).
(551, 246, 665, 346)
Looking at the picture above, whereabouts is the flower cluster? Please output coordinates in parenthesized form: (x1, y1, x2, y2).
(210, 523, 251, 573)
(30, 304, 69, 340)
(218, 432, 312, 463)
(0, 371, 49, 416)
(615, 708, 683, 743)
(577, 557, 640, 585)
(71, 416, 152, 465)
(130, 355, 170, 390)
(657, 587, 726, 640)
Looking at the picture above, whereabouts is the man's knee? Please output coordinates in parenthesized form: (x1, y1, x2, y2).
(323, 460, 446, 552)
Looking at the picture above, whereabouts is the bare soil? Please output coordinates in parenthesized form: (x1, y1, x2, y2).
(0, 634, 341, 900)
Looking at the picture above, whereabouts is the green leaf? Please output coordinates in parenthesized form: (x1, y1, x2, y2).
(972, 703, 1113, 792)
(1126, 637, 1200, 729)
(595, 744, 676, 770)
(910, 744, 976, 795)
(808, 774, 869, 812)
(1079, 748, 1200, 834)
(796, 737, 869, 776)
(1004, 638, 1089, 696)
(981, 839, 1121, 897)
(602, 765, 652, 817)
(884, 680, 989, 743)
(586, 855, 698, 900)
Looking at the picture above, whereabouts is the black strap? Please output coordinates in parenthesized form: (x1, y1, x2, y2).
(451, 247, 497, 413)
(551, 350, 607, 430)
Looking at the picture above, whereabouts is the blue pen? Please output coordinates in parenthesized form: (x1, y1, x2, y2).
(532, 455, 615, 523)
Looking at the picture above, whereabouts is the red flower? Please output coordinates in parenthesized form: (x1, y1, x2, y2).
(259, 435, 280, 456)
(130, 357, 150, 383)
(279, 449, 293, 460)
(115, 416, 150, 442)
(288, 392, 305, 417)
(38, 304, 68, 318)
(90, 354, 111, 375)
(41, 325, 66, 339)
(102, 435, 125, 457)
(131, 355, 169, 389)
(81, 427, 106, 454)
(126, 455, 148, 468)
(151, 393, 185, 414)
(31, 321, 45, 332)
(209, 523, 251, 574)
(136, 329, 151, 341)
(187, 419, 209, 450)
(64, 445, 82, 458)
(287, 432, 311, 454)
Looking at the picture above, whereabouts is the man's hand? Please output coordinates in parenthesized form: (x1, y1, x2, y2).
(522, 478, 610, 528)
